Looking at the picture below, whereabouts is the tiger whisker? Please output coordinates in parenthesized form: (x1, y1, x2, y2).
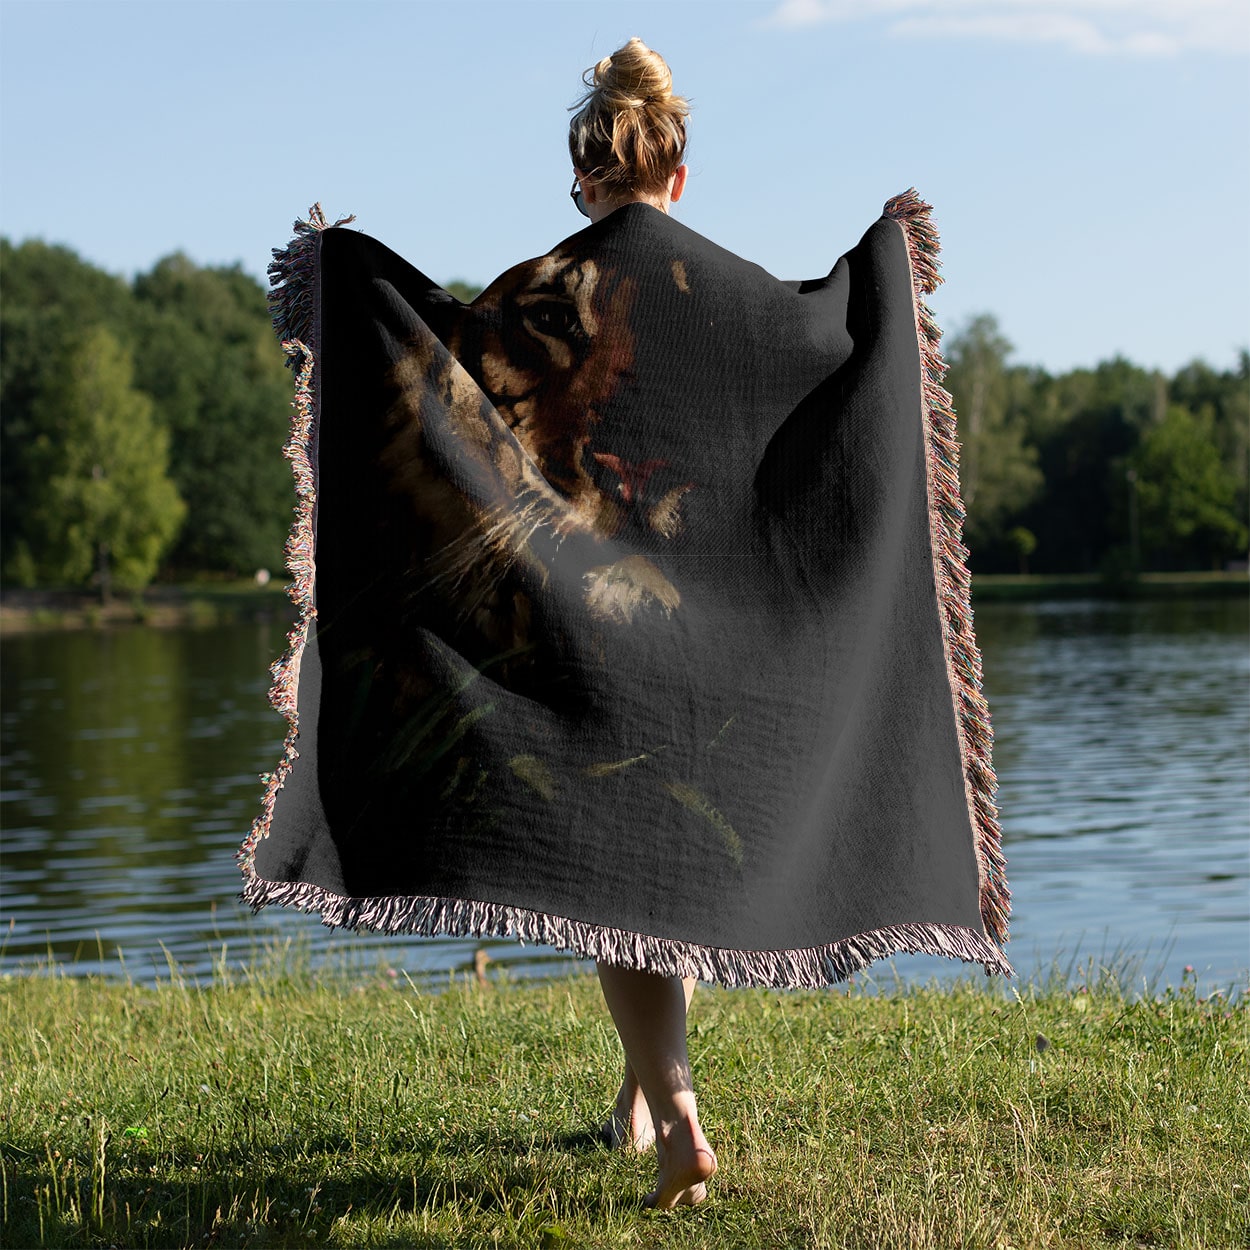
(421, 502, 537, 591)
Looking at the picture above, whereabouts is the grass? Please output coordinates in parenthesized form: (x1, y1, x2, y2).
(1, 950, 1246, 1249)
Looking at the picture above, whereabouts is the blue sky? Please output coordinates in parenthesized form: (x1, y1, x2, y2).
(2, 0, 1246, 375)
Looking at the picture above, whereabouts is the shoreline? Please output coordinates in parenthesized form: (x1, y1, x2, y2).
(0, 581, 294, 634)
(1, 570, 1245, 635)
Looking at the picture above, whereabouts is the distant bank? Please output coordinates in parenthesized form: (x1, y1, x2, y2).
(0, 570, 1246, 634)
(966, 569, 1248, 601)
(0, 581, 292, 634)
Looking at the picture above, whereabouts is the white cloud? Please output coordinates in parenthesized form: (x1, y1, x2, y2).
(765, 0, 1250, 57)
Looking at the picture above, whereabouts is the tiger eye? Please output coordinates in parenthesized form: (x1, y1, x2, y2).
(525, 300, 582, 340)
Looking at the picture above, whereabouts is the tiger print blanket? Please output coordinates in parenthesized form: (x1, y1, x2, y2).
(236, 191, 1012, 987)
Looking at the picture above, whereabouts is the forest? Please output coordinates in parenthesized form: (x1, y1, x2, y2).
(1, 236, 1246, 595)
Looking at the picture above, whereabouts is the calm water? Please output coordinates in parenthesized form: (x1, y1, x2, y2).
(2, 597, 1247, 994)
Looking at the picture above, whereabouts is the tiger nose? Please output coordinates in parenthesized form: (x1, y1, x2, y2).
(590, 451, 671, 505)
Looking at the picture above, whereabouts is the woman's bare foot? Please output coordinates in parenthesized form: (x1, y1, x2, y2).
(601, 1070, 655, 1150)
(644, 1114, 717, 1209)
(594, 965, 712, 1207)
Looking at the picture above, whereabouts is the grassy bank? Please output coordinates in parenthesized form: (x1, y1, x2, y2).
(1, 570, 1245, 633)
(2, 956, 1245, 1249)
(0, 581, 294, 634)
(969, 570, 1248, 602)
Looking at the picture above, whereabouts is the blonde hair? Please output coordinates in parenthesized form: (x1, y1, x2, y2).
(568, 37, 689, 197)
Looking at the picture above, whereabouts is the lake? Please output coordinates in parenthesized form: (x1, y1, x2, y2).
(2, 595, 1246, 996)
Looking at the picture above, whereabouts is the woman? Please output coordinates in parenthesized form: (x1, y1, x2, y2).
(241, 36, 1011, 1216)
(566, 37, 717, 1211)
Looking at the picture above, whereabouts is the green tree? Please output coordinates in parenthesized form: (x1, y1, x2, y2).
(445, 279, 484, 303)
(1006, 526, 1037, 574)
(1129, 405, 1247, 569)
(1169, 353, 1250, 547)
(131, 255, 292, 575)
(21, 327, 185, 597)
(1, 238, 139, 579)
(943, 315, 1043, 561)
(1020, 357, 1159, 573)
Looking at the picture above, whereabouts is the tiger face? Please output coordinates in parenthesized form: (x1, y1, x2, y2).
(378, 244, 699, 669)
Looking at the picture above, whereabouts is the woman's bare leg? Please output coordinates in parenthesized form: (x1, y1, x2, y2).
(595, 963, 716, 1208)
(602, 976, 696, 1151)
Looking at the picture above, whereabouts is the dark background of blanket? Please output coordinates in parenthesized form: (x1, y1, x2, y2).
(255, 206, 987, 958)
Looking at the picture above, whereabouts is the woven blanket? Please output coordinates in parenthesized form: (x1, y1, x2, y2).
(236, 191, 1012, 988)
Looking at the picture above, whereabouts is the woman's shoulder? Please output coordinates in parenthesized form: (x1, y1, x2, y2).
(557, 202, 806, 314)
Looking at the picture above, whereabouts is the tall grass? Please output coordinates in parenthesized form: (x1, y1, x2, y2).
(2, 946, 1245, 1249)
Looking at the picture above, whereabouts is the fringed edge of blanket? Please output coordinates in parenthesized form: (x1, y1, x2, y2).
(265, 202, 355, 351)
(883, 188, 1012, 952)
(236, 204, 351, 889)
(239, 871, 1014, 987)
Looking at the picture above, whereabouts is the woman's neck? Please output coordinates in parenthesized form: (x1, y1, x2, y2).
(587, 194, 668, 224)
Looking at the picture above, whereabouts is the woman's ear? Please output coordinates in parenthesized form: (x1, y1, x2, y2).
(574, 167, 601, 206)
(669, 164, 688, 203)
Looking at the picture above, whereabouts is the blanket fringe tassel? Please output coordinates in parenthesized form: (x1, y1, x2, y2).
(235, 205, 351, 898)
(237, 199, 1013, 991)
(265, 203, 355, 352)
(241, 871, 1014, 987)
(884, 188, 1012, 952)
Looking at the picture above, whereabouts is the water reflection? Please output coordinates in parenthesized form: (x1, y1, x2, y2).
(2, 596, 1246, 993)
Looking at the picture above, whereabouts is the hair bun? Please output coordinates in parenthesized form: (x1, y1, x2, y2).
(592, 36, 675, 110)
(568, 38, 689, 197)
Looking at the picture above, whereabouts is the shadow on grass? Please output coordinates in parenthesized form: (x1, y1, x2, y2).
(7, 1123, 638, 1250)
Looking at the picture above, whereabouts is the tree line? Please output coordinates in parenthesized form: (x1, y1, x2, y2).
(944, 316, 1247, 577)
(1, 238, 1246, 596)
(2, 239, 295, 596)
